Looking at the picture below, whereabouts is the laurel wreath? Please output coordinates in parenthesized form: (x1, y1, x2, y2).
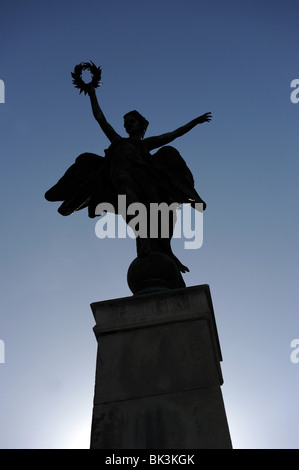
(71, 61, 102, 95)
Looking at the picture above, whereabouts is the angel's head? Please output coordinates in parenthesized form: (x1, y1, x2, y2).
(123, 110, 149, 139)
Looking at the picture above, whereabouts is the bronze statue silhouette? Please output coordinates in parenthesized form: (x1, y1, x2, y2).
(45, 62, 211, 287)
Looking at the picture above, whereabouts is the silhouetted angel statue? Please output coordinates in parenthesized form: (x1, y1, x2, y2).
(45, 62, 211, 284)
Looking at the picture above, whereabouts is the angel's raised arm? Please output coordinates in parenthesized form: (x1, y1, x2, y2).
(144, 112, 212, 151)
(88, 87, 120, 143)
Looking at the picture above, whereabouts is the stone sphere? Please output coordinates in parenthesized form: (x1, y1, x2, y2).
(127, 251, 182, 295)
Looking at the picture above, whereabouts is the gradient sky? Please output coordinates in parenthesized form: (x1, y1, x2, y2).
(0, 0, 298, 449)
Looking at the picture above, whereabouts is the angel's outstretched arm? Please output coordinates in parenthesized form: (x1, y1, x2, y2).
(88, 87, 120, 143)
(144, 112, 212, 151)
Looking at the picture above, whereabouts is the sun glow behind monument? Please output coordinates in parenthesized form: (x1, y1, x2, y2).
(64, 419, 91, 449)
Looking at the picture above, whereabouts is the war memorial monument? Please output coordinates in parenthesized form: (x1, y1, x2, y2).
(45, 62, 232, 449)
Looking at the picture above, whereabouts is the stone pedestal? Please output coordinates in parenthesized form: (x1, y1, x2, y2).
(90, 285, 232, 449)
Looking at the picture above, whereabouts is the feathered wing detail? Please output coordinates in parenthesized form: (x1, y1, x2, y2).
(45, 146, 206, 218)
(45, 153, 105, 216)
(148, 146, 206, 211)
(44, 144, 206, 277)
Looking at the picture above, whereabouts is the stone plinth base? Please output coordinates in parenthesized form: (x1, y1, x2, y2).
(90, 285, 232, 449)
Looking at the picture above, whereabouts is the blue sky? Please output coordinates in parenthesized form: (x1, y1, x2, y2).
(0, 0, 298, 448)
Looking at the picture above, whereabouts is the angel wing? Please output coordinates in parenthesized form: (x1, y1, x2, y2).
(45, 152, 105, 216)
(148, 146, 206, 211)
